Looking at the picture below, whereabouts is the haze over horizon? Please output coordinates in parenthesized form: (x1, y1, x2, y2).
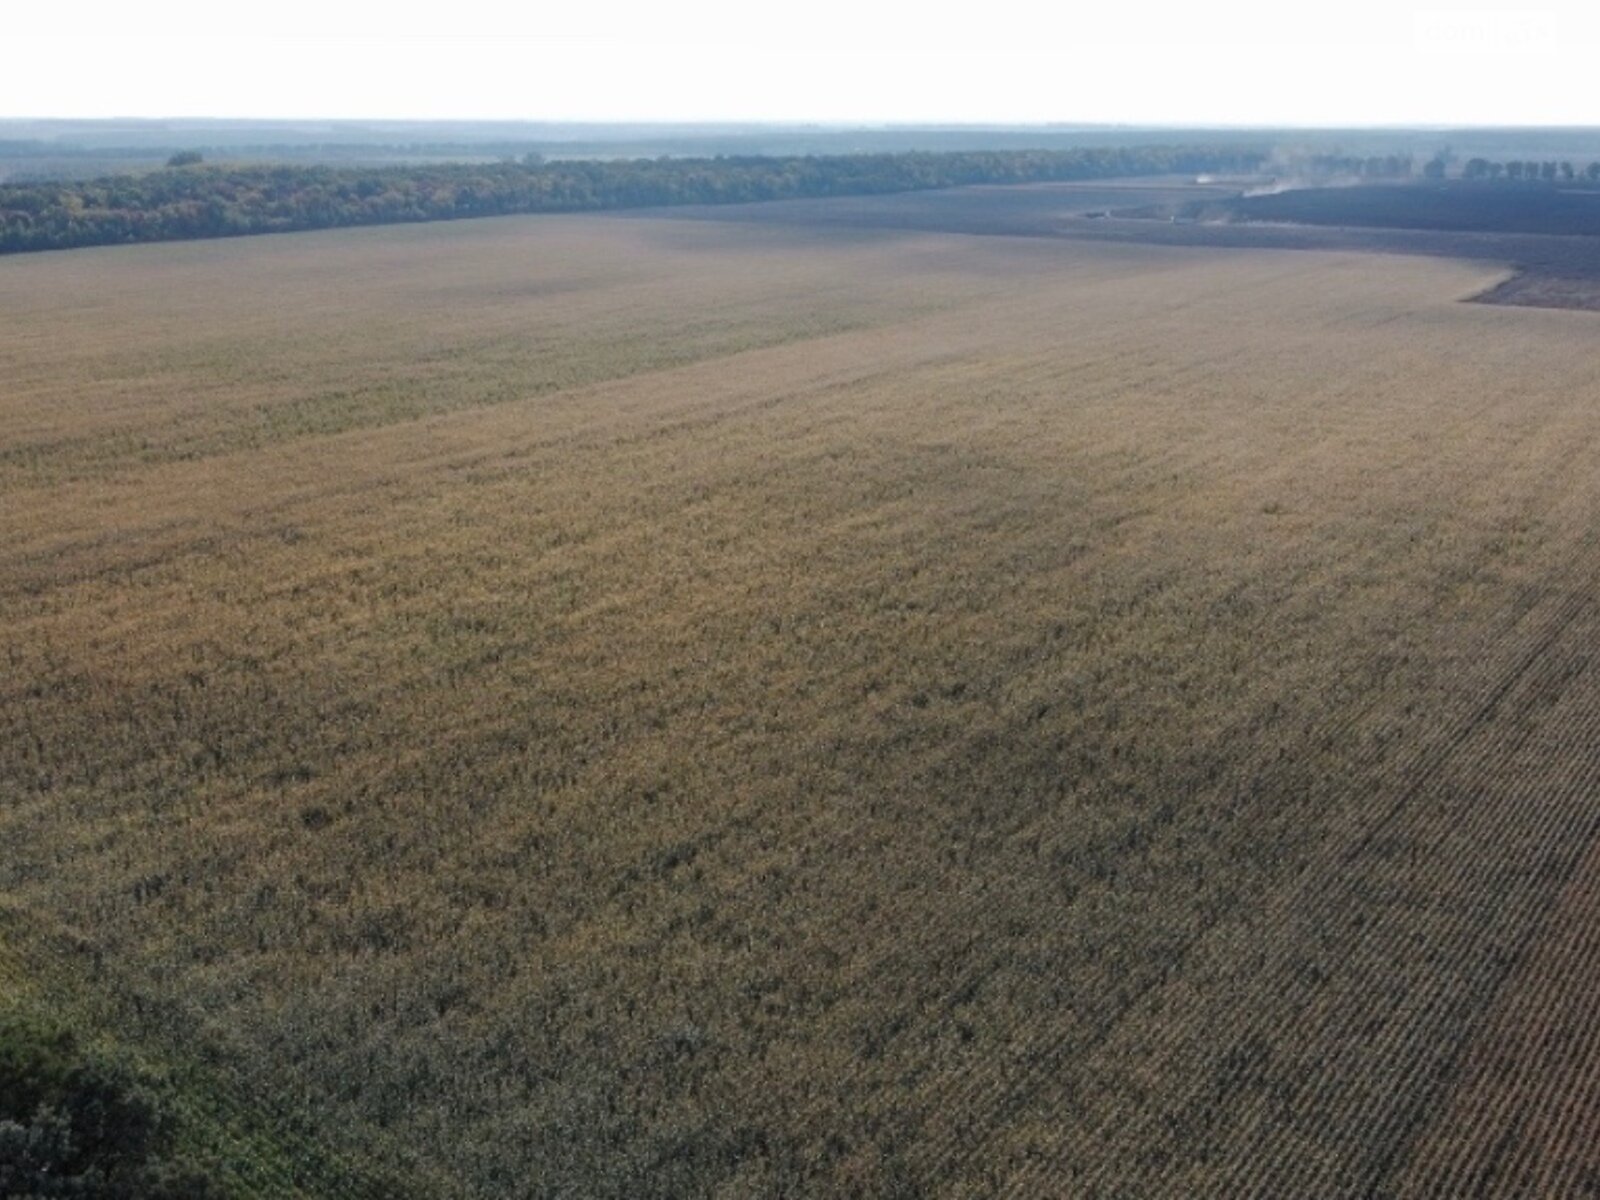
(6, 1, 1595, 128)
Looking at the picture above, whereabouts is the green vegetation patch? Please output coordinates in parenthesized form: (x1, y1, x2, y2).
(0, 1007, 228, 1198)
(0, 146, 1265, 255)
(0, 911, 427, 1199)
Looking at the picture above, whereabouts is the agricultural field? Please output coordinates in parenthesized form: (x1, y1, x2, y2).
(5, 210, 1600, 1196)
(664, 180, 1600, 312)
(1232, 181, 1600, 238)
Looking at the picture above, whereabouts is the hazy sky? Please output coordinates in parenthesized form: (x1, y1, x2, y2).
(5, 1, 1596, 126)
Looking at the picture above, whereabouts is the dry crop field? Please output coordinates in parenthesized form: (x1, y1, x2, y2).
(5, 211, 1600, 1197)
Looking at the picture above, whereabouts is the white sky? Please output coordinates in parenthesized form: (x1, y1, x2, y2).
(4, 1, 1597, 126)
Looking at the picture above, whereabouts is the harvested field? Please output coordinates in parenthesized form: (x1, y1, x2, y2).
(1233, 182, 1600, 238)
(1469, 270, 1600, 313)
(651, 181, 1600, 314)
(4, 212, 1600, 1196)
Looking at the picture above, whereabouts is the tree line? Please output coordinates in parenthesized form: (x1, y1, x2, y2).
(0, 1011, 226, 1198)
(1458, 158, 1600, 183)
(1276, 152, 1600, 184)
(0, 146, 1266, 254)
(1293, 154, 1416, 179)
(1276, 152, 1600, 185)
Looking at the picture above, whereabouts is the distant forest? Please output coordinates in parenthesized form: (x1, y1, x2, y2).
(1459, 157, 1600, 182)
(1281, 153, 1600, 182)
(0, 146, 1264, 254)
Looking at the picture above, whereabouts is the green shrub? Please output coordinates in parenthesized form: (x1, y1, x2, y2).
(0, 1012, 227, 1198)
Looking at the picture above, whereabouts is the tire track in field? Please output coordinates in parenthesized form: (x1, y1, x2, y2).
(772, 379, 1560, 1158)
(1316, 651, 1600, 1197)
(827, 351, 1587, 1189)
(1225, 687, 1600, 1198)
(1113, 598, 1599, 1195)
(962, 528, 1600, 1198)
(685, 425, 1595, 1193)
(1392, 795, 1600, 1197)
(911, 506, 1595, 1170)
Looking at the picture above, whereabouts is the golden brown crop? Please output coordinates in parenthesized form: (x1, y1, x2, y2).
(3, 213, 1598, 1196)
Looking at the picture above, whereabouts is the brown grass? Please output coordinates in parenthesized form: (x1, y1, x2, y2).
(4, 212, 1600, 1196)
